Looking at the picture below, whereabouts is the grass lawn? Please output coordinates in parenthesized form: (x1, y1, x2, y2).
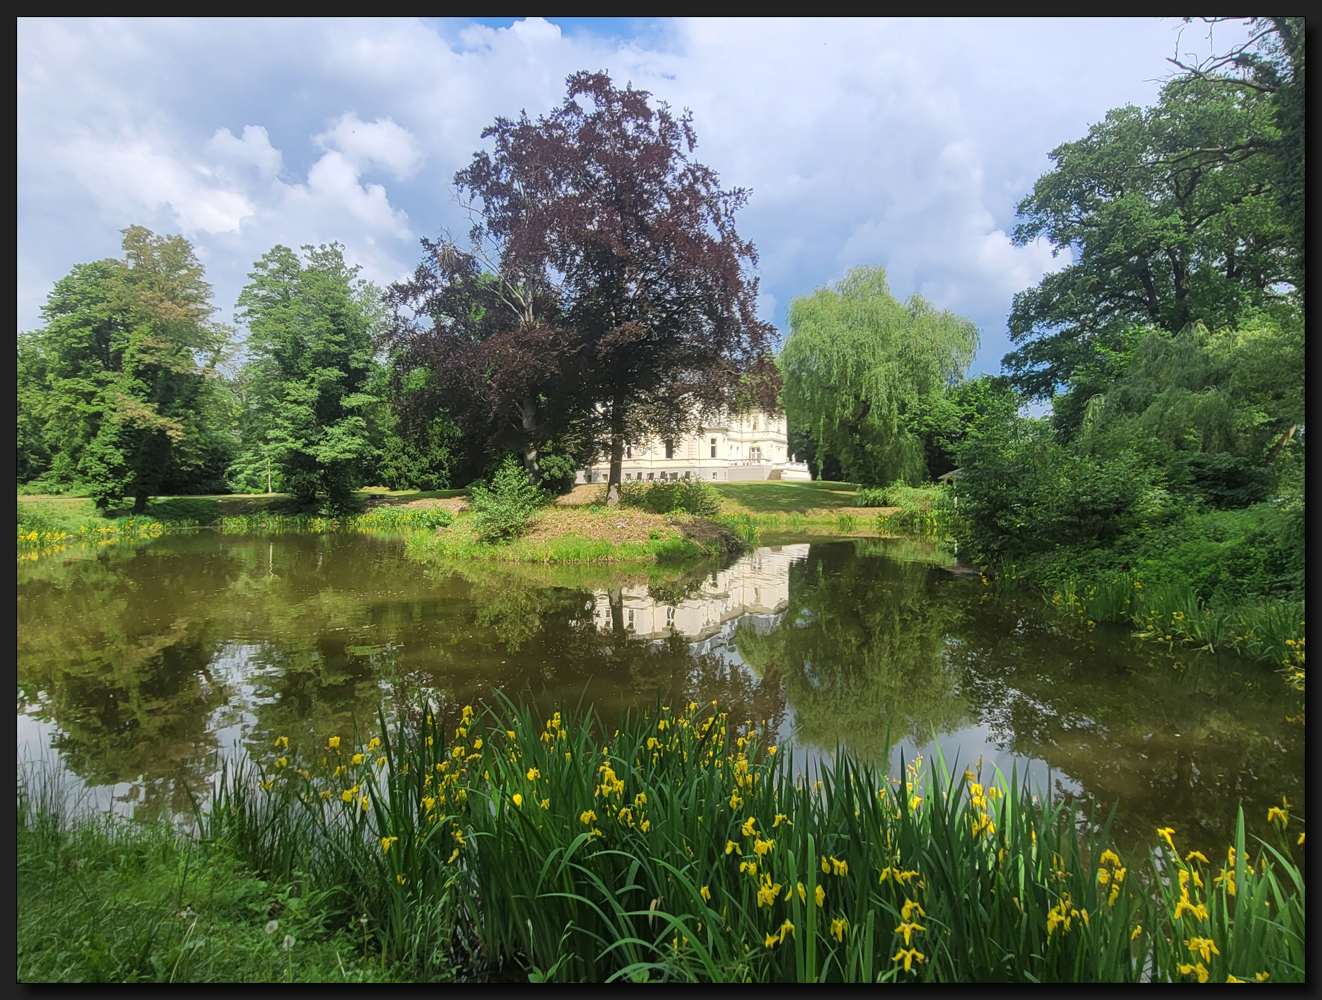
(713, 480, 862, 515)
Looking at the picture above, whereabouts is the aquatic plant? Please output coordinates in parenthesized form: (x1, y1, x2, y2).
(195, 699, 1305, 983)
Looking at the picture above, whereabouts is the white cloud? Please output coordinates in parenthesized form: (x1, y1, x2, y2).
(207, 125, 284, 181)
(56, 131, 255, 235)
(314, 113, 422, 182)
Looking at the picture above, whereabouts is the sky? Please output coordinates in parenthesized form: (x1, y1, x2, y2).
(16, 17, 1254, 378)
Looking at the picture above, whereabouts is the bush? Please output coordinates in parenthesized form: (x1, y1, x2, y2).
(468, 458, 546, 543)
(618, 478, 722, 517)
(1167, 452, 1275, 510)
(536, 453, 579, 496)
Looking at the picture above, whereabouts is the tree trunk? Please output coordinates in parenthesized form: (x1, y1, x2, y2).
(605, 393, 625, 507)
(608, 587, 626, 644)
(132, 491, 149, 514)
(518, 396, 541, 483)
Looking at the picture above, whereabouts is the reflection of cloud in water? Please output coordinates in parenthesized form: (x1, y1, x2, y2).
(589, 545, 809, 641)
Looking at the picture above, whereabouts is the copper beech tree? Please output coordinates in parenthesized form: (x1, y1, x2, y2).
(386, 71, 779, 504)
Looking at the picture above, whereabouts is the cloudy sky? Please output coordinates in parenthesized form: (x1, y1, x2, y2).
(17, 17, 1251, 376)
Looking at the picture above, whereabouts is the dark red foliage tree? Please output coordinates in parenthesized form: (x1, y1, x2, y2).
(388, 71, 780, 501)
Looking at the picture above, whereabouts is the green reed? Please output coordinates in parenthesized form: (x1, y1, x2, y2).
(202, 699, 1304, 983)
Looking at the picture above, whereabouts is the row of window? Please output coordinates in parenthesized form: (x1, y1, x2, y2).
(624, 438, 766, 460)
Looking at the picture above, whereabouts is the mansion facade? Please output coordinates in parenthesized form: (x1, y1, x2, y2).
(576, 408, 810, 485)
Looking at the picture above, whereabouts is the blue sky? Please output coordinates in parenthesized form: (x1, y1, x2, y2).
(17, 17, 1253, 378)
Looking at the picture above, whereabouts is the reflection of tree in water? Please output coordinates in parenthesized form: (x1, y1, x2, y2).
(734, 541, 968, 763)
(951, 594, 1307, 860)
(18, 539, 238, 817)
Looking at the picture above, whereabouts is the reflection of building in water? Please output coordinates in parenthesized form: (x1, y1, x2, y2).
(589, 545, 809, 646)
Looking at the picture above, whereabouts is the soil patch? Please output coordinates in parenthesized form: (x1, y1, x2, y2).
(524, 506, 674, 544)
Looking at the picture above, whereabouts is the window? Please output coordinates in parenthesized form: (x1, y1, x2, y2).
(626, 443, 632, 459)
(751, 447, 763, 460)
(710, 437, 717, 458)
(664, 439, 674, 459)
(647, 473, 654, 481)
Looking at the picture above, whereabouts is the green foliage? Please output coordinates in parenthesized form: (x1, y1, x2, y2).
(855, 484, 949, 536)
(535, 451, 579, 496)
(468, 457, 547, 544)
(16, 227, 233, 510)
(780, 266, 979, 485)
(618, 478, 723, 517)
(233, 244, 382, 510)
(17, 776, 451, 982)
(1005, 73, 1296, 398)
(377, 413, 465, 492)
(954, 418, 1167, 562)
(188, 699, 1305, 982)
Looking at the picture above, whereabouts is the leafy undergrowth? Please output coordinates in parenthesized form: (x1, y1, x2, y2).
(16, 804, 446, 983)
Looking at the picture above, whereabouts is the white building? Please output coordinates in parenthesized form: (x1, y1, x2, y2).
(576, 408, 810, 484)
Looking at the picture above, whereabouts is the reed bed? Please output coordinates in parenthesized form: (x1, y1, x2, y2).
(1048, 573, 1305, 686)
(199, 699, 1304, 983)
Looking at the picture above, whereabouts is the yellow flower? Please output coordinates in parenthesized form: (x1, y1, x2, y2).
(1226, 975, 1246, 983)
(894, 921, 925, 946)
(728, 790, 742, 809)
(725, 840, 742, 856)
(700, 885, 711, 902)
(1178, 962, 1210, 984)
(754, 837, 775, 856)
(764, 931, 779, 948)
(901, 898, 925, 921)
(1156, 826, 1176, 852)
(396, 874, 407, 885)
(512, 793, 523, 808)
(1255, 972, 1269, 982)
(777, 919, 795, 943)
(739, 860, 757, 876)
(815, 884, 825, 908)
(376, 756, 387, 768)
(275, 735, 289, 749)
(1185, 850, 1209, 865)
(797, 882, 806, 903)
(821, 856, 830, 874)
(1131, 924, 1142, 940)
(767, 746, 777, 756)
(830, 917, 848, 943)
(368, 737, 380, 750)
(341, 788, 355, 803)
(328, 736, 341, 749)
(741, 816, 757, 837)
(448, 848, 460, 863)
(352, 753, 365, 765)
(380, 836, 398, 853)
(526, 767, 540, 781)
(580, 810, 597, 825)
(892, 948, 924, 972)
(1185, 937, 1220, 963)
(756, 874, 781, 907)
(361, 796, 370, 811)
(1298, 832, 1305, 846)
(639, 819, 650, 832)
(830, 856, 848, 876)
(1100, 849, 1121, 868)
(472, 738, 482, 750)
(1267, 805, 1288, 826)
(773, 813, 788, 828)
(634, 792, 647, 807)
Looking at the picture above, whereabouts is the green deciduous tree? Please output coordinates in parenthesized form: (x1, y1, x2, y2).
(234, 244, 381, 509)
(1004, 71, 1295, 399)
(780, 265, 979, 485)
(17, 227, 231, 510)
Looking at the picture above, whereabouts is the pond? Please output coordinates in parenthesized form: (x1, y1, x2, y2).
(17, 530, 1304, 860)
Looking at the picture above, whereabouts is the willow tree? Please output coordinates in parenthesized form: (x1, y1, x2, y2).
(780, 265, 978, 485)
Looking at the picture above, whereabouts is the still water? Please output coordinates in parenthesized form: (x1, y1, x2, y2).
(17, 530, 1304, 858)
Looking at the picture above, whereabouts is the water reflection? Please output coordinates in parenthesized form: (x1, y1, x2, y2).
(17, 532, 1304, 859)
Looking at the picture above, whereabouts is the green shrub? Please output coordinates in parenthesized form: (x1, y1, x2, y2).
(618, 478, 722, 517)
(536, 453, 579, 496)
(468, 458, 547, 544)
